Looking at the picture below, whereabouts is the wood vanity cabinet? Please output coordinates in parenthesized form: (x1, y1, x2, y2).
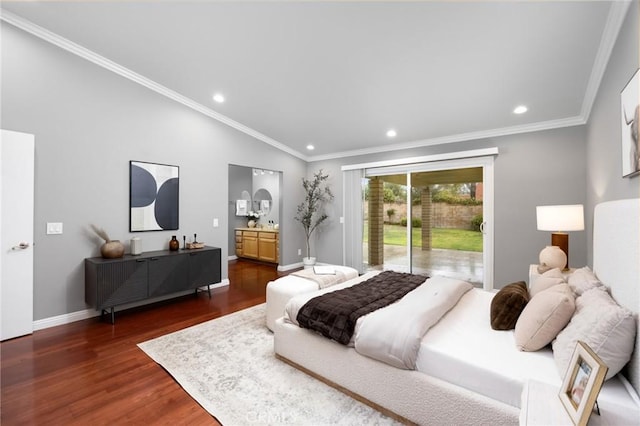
(85, 246, 221, 323)
(235, 228, 278, 263)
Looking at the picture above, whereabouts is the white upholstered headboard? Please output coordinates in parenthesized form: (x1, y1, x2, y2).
(593, 198, 640, 394)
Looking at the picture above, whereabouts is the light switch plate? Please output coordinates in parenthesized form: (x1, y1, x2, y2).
(213, 218, 219, 227)
(47, 222, 63, 235)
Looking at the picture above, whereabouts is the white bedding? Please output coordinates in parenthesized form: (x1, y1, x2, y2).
(355, 277, 472, 369)
(418, 288, 638, 411)
(417, 289, 561, 407)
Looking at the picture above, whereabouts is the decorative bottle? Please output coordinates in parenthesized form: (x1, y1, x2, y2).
(169, 235, 179, 251)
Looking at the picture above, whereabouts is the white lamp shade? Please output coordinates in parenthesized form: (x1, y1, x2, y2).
(536, 204, 584, 231)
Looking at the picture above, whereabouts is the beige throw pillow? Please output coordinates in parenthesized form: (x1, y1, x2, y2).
(567, 266, 603, 296)
(515, 284, 575, 351)
(552, 287, 636, 380)
(530, 268, 566, 298)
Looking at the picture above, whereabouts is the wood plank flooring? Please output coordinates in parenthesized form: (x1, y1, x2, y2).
(1, 259, 289, 425)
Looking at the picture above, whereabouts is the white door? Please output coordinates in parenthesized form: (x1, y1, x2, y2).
(0, 129, 35, 340)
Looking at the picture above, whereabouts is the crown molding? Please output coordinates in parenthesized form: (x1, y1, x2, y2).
(308, 115, 586, 162)
(0, 9, 308, 161)
(580, 0, 633, 121)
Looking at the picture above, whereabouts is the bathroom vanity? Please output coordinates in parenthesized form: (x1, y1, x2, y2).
(235, 228, 279, 263)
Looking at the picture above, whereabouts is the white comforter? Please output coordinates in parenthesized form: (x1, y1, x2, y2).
(284, 273, 473, 370)
(355, 277, 473, 369)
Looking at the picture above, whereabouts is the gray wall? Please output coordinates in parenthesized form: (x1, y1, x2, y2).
(310, 126, 588, 288)
(585, 0, 640, 265)
(1, 23, 307, 320)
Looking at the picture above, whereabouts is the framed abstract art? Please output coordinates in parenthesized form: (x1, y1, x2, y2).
(621, 69, 639, 177)
(130, 161, 179, 231)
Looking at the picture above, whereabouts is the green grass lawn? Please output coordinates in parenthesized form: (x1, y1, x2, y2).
(364, 223, 483, 252)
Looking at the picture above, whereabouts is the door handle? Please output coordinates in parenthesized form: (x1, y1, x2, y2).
(12, 242, 30, 250)
(480, 222, 486, 234)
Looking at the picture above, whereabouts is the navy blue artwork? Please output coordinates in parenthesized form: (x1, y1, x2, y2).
(130, 161, 179, 231)
(155, 178, 179, 229)
(130, 165, 157, 208)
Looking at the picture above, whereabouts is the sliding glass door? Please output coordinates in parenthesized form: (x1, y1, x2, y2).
(360, 158, 493, 288)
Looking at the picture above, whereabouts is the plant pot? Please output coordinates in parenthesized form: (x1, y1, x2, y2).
(302, 256, 316, 269)
(248, 220, 256, 228)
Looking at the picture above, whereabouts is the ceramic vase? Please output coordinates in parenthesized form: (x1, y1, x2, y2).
(169, 235, 179, 251)
(130, 237, 142, 255)
(248, 220, 256, 228)
(101, 240, 125, 259)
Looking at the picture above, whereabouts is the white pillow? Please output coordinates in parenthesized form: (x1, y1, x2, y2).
(552, 287, 636, 380)
(515, 284, 575, 351)
(530, 268, 566, 298)
(567, 266, 603, 296)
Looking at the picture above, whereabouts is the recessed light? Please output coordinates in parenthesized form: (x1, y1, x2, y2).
(213, 93, 225, 103)
(513, 105, 528, 114)
(306, 144, 315, 150)
(386, 129, 397, 138)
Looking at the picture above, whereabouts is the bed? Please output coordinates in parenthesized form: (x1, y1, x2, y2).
(273, 198, 640, 425)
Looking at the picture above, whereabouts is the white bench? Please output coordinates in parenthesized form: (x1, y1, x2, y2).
(266, 265, 359, 331)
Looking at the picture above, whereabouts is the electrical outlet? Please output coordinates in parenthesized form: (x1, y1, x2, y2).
(298, 248, 302, 256)
(339, 216, 344, 224)
(213, 218, 219, 227)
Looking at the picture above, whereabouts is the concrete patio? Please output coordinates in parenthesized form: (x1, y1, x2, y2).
(366, 244, 483, 285)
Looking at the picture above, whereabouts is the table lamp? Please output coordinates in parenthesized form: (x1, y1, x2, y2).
(536, 204, 584, 270)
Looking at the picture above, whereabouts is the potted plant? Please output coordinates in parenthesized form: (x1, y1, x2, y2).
(294, 169, 333, 267)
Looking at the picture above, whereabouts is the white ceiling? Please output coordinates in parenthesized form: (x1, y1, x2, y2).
(0, 1, 629, 160)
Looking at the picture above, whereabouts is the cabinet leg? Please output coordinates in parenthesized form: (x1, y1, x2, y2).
(100, 308, 115, 324)
(207, 284, 211, 299)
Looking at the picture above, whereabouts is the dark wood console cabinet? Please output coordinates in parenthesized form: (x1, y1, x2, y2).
(85, 246, 221, 323)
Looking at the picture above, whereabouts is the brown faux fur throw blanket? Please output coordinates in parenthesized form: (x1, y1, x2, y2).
(296, 270, 428, 345)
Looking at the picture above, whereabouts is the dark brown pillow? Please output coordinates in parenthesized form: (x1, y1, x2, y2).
(490, 281, 529, 330)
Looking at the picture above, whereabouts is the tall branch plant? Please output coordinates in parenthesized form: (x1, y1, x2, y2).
(295, 169, 334, 259)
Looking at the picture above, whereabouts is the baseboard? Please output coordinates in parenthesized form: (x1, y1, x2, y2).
(227, 255, 238, 261)
(278, 262, 303, 271)
(33, 279, 230, 331)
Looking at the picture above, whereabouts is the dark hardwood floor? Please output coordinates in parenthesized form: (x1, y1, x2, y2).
(1, 259, 289, 425)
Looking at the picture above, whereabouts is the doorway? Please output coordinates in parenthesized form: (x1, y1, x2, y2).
(227, 164, 282, 263)
(1, 129, 35, 340)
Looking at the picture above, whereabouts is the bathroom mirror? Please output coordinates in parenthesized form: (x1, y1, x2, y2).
(253, 188, 272, 214)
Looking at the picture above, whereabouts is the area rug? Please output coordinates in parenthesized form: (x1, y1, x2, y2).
(138, 304, 399, 425)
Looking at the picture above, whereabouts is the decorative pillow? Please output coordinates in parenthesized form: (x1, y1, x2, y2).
(514, 284, 575, 351)
(567, 266, 603, 296)
(552, 287, 636, 380)
(490, 281, 529, 330)
(530, 268, 566, 298)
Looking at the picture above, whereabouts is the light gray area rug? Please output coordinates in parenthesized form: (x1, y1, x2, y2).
(138, 304, 399, 425)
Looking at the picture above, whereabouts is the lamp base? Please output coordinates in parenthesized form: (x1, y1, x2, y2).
(551, 232, 570, 270)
